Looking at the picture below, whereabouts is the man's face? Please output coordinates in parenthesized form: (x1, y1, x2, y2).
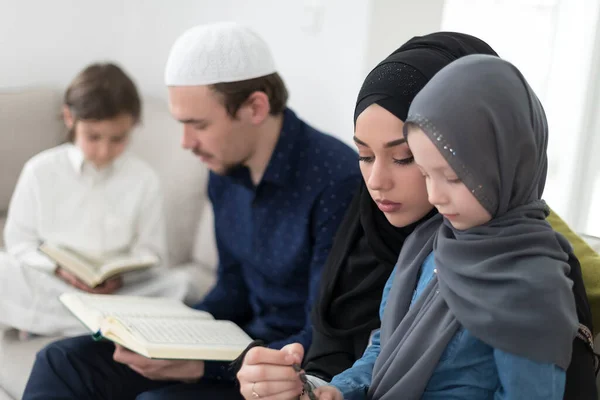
(168, 85, 255, 175)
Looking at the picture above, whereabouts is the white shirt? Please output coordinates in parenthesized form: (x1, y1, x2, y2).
(4, 143, 168, 273)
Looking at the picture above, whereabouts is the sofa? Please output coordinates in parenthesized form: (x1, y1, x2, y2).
(0, 87, 219, 399)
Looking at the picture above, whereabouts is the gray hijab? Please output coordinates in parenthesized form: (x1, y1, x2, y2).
(368, 55, 578, 400)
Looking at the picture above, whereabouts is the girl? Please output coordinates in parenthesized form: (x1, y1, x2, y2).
(319, 55, 590, 399)
(237, 35, 597, 400)
(1, 63, 192, 337)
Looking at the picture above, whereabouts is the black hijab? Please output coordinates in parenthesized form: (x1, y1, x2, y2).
(309, 33, 499, 345)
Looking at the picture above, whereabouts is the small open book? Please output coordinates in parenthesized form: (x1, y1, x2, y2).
(59, 292, 253, 361)
(39, 243, 157, 287)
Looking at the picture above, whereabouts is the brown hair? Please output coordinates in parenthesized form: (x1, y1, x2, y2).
(210, 72, 288, 118)
(64, 63, 141, 141)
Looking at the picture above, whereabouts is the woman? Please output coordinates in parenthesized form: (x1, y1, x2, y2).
(237, 32, 597, 400)
(0, 63, 193, 337)
(305, 32, 498, 383)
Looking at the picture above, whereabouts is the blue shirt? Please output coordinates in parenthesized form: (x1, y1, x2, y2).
(331, 253, 566, 400)
(195, 108, 360, 379)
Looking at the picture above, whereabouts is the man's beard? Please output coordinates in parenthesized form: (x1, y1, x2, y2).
(193, 148, 249, 177)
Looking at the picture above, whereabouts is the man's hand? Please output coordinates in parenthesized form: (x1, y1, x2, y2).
(56, 267, 122, 294)
(113, 344, 205, 381)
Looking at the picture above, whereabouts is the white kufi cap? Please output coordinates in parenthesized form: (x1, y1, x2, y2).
(165, 21, 277, 86)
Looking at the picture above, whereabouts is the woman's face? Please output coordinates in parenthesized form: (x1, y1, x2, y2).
(354, 104, 433, 227)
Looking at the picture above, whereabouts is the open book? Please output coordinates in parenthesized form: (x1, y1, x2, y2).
(39, 243, 157, 287)
(60, 292, 253, 361)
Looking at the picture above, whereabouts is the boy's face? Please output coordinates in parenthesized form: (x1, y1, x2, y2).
(65, 110, 133, 168)
(407, 127, 491, 230)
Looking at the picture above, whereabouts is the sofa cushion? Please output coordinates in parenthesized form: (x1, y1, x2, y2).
(176, 261, 218, 305)
(192, 200, 218, 273)
(128, 97, 211, 266)
(0, 329, 62, 400)
(0, 387, 12, 400)
(0, 88, 64, 213)
(0, 214, 5, 249)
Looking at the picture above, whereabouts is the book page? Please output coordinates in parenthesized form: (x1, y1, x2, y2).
(98, 254, 157, 275)
(116, 317, 252, 347)
(40, 243, 99, 271)
(59, 246, 104, 270)
(63, 293, 213, 321)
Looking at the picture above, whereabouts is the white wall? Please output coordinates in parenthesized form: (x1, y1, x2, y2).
(441, 0, 600, 229)
(578, 19, 600, 237)
(8, 0, 599, 233)
(0, 1, 127, 88)
(363, 0, 445, 75)
(0, 0, 372, 145)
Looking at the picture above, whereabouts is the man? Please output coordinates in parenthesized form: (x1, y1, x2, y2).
(23, 21, 360, 399)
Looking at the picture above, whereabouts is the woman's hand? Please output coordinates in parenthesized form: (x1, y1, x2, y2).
(238, 343, 305, 399)
(311, 386, 344, 400)
(55, 266, 122, 294)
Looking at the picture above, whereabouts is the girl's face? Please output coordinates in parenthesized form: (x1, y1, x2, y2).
(406, 126, 491, 230)
(354, 104, 434, 227)
(64, 108, 134, 168)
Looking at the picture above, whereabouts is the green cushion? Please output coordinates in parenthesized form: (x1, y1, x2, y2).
(548, 209, 600, 332)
